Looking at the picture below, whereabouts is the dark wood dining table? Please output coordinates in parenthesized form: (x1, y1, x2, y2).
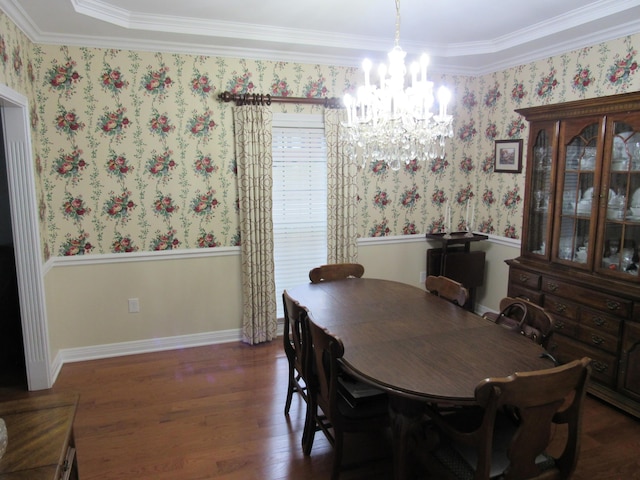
(286, 277, 554, 479)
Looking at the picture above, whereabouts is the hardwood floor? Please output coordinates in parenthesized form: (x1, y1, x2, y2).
(2, 340, 639, 479)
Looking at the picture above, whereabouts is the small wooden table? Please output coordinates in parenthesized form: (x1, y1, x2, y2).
(0, 393, 79, 480)
(287, 278, 552, 479)
(425, 232, 489, 309)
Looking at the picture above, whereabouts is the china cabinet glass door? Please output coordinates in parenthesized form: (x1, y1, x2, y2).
(553, 118, 602, 268)
(524, 123, 555, 258)
(595, 114, 640, 280)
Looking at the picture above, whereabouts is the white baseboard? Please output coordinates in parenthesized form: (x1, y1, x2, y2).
(50, 328, 243, 384)
(50, 312, 491, 385)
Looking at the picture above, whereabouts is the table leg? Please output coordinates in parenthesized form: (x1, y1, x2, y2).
(388, 395, 426, 480)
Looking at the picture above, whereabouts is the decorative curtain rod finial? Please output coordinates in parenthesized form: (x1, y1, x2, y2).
(218, 91, 343, 108)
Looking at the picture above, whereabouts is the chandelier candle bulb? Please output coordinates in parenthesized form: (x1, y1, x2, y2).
(411, 62, 419, 88)
(378, 64, 386, 89)
(363, 59, 372, 87)
(420, 54, 429, 82)
(438, 87, 451, 117)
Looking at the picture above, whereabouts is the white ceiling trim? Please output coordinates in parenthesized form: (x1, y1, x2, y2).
(69, 0, 640, 57)
(438, 0, 640, 57)
(463, 18, 640, 76)
(2, 0, 640, 76)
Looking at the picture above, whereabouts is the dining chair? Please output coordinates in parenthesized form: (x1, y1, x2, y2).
(421, 357, 592, 480)
(304, 317, 390, 479)
(308, 263, 365, 284)
(425, 275, 469, 307)
(282, 290, 310, 416)
(483, 297, 555, 350)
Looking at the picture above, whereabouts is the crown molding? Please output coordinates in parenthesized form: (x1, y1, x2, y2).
(2, 0, 640, 75)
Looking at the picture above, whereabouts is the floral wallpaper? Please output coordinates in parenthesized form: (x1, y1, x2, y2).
(0, 8, 640, 259)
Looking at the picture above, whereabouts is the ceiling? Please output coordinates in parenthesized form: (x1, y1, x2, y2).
(3, 0, 640, 75)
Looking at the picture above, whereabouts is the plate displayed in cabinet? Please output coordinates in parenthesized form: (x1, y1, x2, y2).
(607, 209, 624, 220)
(612, 159, 630, 171)
(582, 187, 614, 200)
(632, 188, 640, 207)
(576, 201, 592, 214)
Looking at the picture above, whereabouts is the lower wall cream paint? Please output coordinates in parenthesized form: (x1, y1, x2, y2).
(46, 236, 520, 383)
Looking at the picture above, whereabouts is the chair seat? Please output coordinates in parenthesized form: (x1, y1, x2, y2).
(305, 319, 390, 478)
(337, 376, 388, 417)
(432, 413, 556, 479)
(338, 374, 387, 408)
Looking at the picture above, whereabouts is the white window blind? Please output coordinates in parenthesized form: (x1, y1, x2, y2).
(272, 113, 327, 318)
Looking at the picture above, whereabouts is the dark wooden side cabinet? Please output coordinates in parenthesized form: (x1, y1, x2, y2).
(0, 393, 79, 479)
(508, 92, 640, 418)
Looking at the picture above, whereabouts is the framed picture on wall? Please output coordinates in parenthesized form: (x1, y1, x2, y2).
(494, 139, 523, 173)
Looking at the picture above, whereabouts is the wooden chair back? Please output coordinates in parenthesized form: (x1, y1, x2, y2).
(282, 290, 310, 415)
(425, 275, 469, 307)
(307, 319, 344, 426)
(427, 357, 592, 480)
(309, 263, 364, 284)
(485, 297, 555, 349)
(305, 318, 389, 478)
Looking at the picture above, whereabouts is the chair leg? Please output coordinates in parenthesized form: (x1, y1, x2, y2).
(302, 400, 316, 455)
(284, 364, 295, 415)
(331, 431, 343, 480)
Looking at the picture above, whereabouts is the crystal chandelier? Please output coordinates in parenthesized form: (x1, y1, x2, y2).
(342, 0, 454, 171)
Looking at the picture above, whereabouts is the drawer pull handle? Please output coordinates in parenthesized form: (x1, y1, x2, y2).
(592, 361, 608, 373)
(592, 316, 606, 327)
(554, 321, 565, 330)
(547, 282, 558, 292)
(606, 300, 620, 311)
(554, 303, 567, 313)
(591, 335, 605, 346)
(519, 274, 529, 282)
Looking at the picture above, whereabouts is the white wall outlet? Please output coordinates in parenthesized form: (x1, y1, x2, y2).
(419, 271, 427, 283)
(128, 298, 140, 313)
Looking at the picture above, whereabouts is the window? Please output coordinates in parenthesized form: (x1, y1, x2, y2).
(272, 113, 327, 318)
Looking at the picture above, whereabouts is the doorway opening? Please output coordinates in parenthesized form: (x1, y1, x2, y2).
(0, 84, 52, 391)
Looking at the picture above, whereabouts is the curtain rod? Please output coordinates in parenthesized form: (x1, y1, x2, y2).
(218, 91, 343, 108)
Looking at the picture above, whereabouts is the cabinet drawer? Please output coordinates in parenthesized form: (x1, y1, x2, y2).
(547, 335, 617, 387)
(550, 316, 579, 337)
(576, 325, 619, 354)
(544, 294, 579, 321)
(541, 277, 631, 318)
(507, 283, 543, 304)
(580, 308, 622, 337)
(509, 268, 540, 290)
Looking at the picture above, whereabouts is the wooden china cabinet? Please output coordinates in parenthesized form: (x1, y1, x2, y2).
(507, 92, 640, 418)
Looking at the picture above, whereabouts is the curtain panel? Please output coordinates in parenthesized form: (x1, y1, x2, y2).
(233, 105, 277, 344)
(324, 109, 358, 263)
